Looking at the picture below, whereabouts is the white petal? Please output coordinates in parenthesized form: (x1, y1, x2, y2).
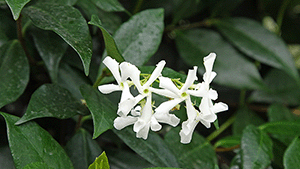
(149, 87, 178, 98)
(120, 62, 142, 92)
(203, 71, 217, 84)
(150, 116, 162, 131)
(203, 53, 216, 74)
(131, 106, 141, 116)
(185, 97, 197, 121)
(208, 89, 218, 100)
(199, 118, 211, 128)
(98, 84, 121, 94)
(144, 60, 166, 87)
(135, 123, 150, 139)
(211, 102, 228, 113)
(197, 113, 217, 123)
(139, 95, 153, 121)
(113, 116, 137, 130)
(118, 94, 144, 116)
(133, 119, 146, 133)
(179, 120, 198, 144)
(158, 76, 180, 95)
(187, 82, 206, 97)
(155, 98, 183, 114)
(154, 113, 180, 127)
(181, 66, 198, 92)
(103, 56, 122, 84)
(120, 82, 134, 103)
(199, 97, 212, 116)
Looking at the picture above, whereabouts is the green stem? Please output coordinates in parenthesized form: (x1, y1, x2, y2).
(133, 0, 144, 14)
(124, 9, 133, 17)
(276, 0, 291, 35)
(92, 68, 110, 88)
(206, 115, 236, 142)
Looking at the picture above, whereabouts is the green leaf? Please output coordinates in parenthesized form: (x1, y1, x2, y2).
(113, 8, 164, 66)
(23, 162, 48, 169)
(88, 151, 110, 169)
(113, 127, 179, 167)
(233, 107, 265, 135)
(80, 84, 116, 139)
(88, 15, 124, 62)
(5, 0, 30, 20)
(284, 137, 300, 168)
(0, 112, 74, 169)
(0, 146, 14, 168)
(259, 121, 300, 136)
(65, 128, 102, 169)
(90, 0, 125, 12)
(210, 0, 245, 17)
(267, 103, 299, 122)
(172, 0, 204, 24)
(0, 27, 8, 47)
(214, 17, 300, 83)
(144, 168, 181, 169)
(16, 84, 84, 125)
(175, 29, 264, 89)
(0, 40, 29, 109)
(46, 0, 77, 6)
(241, 125, 273, 169)
(23, 3, 92, 75)
(214, 135, 241, 148)
(164, 127, 217, 169)
(32, 29, 68, 83)
(249, 69, 300, 105)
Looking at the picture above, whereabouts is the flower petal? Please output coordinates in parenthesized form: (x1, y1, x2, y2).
(158, 76, 180, 95)
(155, 98, 183, 114)
(185, 97, 198, 121)
(98, 84, 121, 94)
(154, 113, 180, 127)
(181, 66, 198, 92)
(144, 60, 166, 87)
(114, 116, 137, 130)
(118, 94, 145, 116)
(150, 116, 162, 131)
(203, 71, 217, 84)
(208, 89, 218, 100)
(179, 120, 198, 144)
(211, 102, 228, 113)
(150, 87, 178, 98)
(120, 82, 134, 103)
(135, 123, 150, 139)
(103, 56, 121, 84)
(120, 62, 142, 92)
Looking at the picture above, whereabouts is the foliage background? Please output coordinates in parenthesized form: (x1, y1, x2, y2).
(1, 0, 300, 168)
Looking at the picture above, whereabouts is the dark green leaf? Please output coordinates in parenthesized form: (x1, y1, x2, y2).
(89, 15, 124, 62)
(80, 84, 116, 139)
(0, 40, 29, 109)
(144, 168, 181, 169)
(32, 29, 68, 83)
(214, 17, 300, 82)
(284, 137, 300, 168)
(58, 62, 92, 100)
(0, 27, 8, 46)
(23, 3, 92, 75)
(16, 84, 84, 125)
(46, 0, 77, 6)
(172, 0, 204, 24)
(113, 8, 164, 66)
(65, 128, 102, 169)
(164, 127, 217, 169)
(175, 29, 264, 89)
(241, 125, 273, 169)
(88, 151, 110, 169)
(249, 69, 300, 105)
(214, 135, 241, 148)
(267, 103, 299, 122)
(233, 107, 264, 135)
(114, 127, 179, 167)
(0, 146, 14, 168)
(5, 0, 30, 20)
(90, 0, 125, 12)
(210, 0, 245, 17)
(0, 112, 74, 169)
(259, 121, 300, 136)
(23, 162, 48, 169)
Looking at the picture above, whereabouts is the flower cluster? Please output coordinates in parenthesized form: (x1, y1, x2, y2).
(98, 53, 228, 144)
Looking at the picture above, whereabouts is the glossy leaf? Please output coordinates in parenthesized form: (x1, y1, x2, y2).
(164, 127, 217, 169)
(88, 151, 110, 169)
(0, 40, 29, 109)
(65, 128, 102, 169)
(172, 0, 204, 24)
(233, 107, 264, 135)
(0, 112, 74, 169)
(241, 125, 273, 169)
(23, 162, 48, 169)
(259, 121, 300, 136)
(23, 3, 92, 75)
(32, 29, 68, 83)
(16, 84, 84, 125)
(5, 0, 30, 20)
(175, 29, 264, 89)
(89, 15, 124, 62)
(91, 0, 125, 12)
(113, 8, 164, 66)
(80, 84, 116, 139)
(113, 127, 179, 167)
(0, 146, 14, 168)
(284, 137, 300, 168)
(214, 135, 241, 148)
(46, 0, 77, 6)
(214, 17, 299, 82)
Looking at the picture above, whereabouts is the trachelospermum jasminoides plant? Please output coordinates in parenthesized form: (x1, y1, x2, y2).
(98, 53, 228, 144)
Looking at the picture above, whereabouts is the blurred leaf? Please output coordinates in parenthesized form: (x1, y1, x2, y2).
(5, 0, 30, 20)
(23, 3, 92, 75)
(172, 0, 204, 24)
(271, 138, 287, 168)
(16, 84, 84, 125)
(210, 0, 245, 17)
(0, 28, 8, 46)
(283, 137, 300, 168)
(214, 17, 300, 82)
(65, 128, 102, 169)
(23, 162, 48, 169)
(113, 8, 164, 66)
(0, 146, 14, 168)
(58, 62, 92, 100)
(233, 107, 265, 135)
(89, 15, 124, 62)
(241, 125, 273, 169)
(91, 0, 125, 12)
(175, 29, 264, 90)
(249, 69, 300, 105)
(46, 0, 77, 5)
(0, 40, 29, 109)
(80, 84, 116, 139)
(164, 127, 217, 169)
(32, 29, 68, 83)
(107, 150, 154, 169)
(0, 112, 74, 169)
(259, 121, 300, 136)
(214, 135, 241, 148)
(88, 151, 110, 169)
(144, 168, 181, 169)
(113, 127, 179, 167)
(268, 103, 299, 122)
